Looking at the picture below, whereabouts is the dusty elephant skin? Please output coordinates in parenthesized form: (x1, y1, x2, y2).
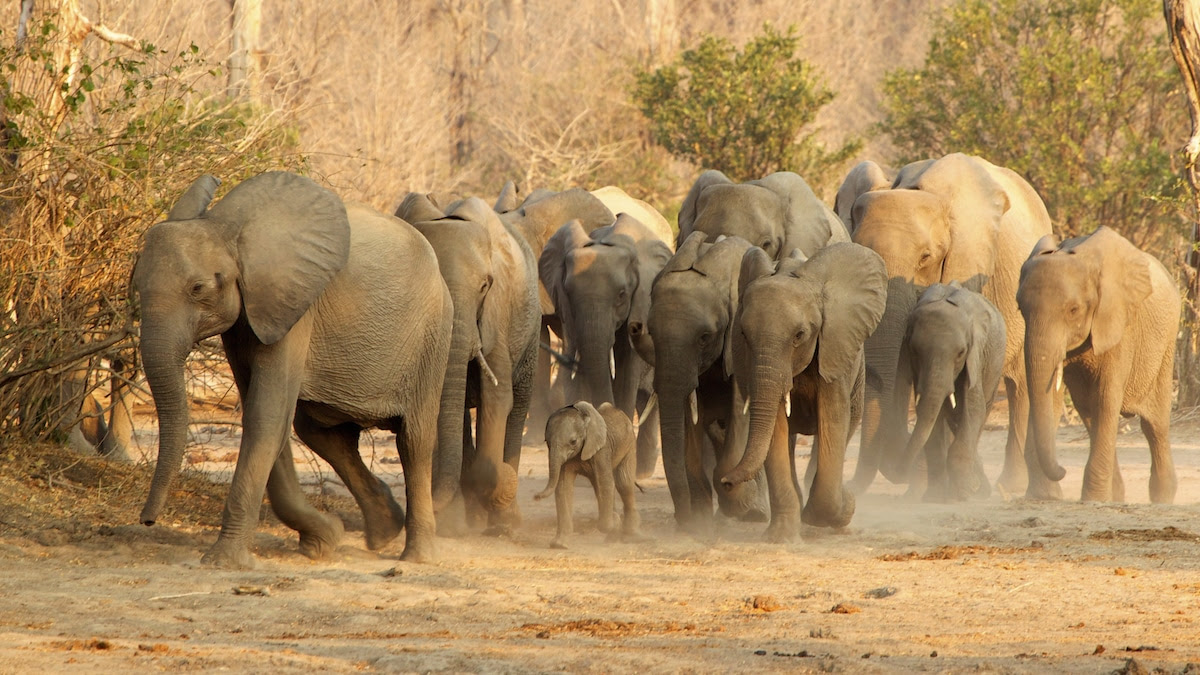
(535, 401, 644, 548)
(726, 242, 888, 542)
(540, 214, 672, 479)
(647, 233, 769, 532)
(886, 282, 1006, 502)
(847, 152, 1052, 498)
(133, 172, 452, 569)
(406, 197, 542, 537)
(1018, 226, 1180, 504)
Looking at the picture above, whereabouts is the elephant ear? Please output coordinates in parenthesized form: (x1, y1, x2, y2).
(573, 401, 607, 461)
(731, 246, 777, 377)
(657, 230, 708, 283)
(1078, 227, 1154, 356)
(539, 219, 592, 335)
(678, 170, 732, 248)
(948, 287, 994, 389)
(494, 180, 520, 213)
(394, 192, 445, 223)
(207, 172, 350, 345)
(750, 171, 848, 258)
(167, 175, 221, 221)
(914, 154, 1006, 292)
(808, 243, 889, 382)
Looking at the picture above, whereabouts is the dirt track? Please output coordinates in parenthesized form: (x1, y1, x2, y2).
(1, 418, 1199, 673)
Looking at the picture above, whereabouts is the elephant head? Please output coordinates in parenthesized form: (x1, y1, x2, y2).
(888, 283, 1003, 481)
(834, 160, 892, 233)
(133, 172, 351, 525)
(679, 170, 848, 262)
(539, 214, 671, 408)
(535, 400, 607, 500)
(1017, 226, 1154, 483)
(724, 243, 887, 520)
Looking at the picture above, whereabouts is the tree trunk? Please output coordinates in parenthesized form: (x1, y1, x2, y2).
(228, 0, 263, 101)
(1164, 0, 1200, 407)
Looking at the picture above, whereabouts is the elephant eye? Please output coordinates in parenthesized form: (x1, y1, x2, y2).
(793, 329, 805, 344)
(189, 281, 206, 297)
(698, 331, 712, 345)
(919, 251, 933, 265)
(761, 240, 772, 250)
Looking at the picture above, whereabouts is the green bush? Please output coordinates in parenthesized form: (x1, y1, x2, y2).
(632, 24, 860, 188)
(880, 0, 1186, 254)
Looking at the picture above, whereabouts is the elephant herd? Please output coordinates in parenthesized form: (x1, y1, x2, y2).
(131, 152, 1181, 569)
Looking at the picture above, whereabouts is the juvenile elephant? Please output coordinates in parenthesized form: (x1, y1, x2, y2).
(886, 283, 1005, 502)
(725, 243, 887, 541)
(848, 153, 1052, 496)
(540, 214, 672, 476)
(407, 198, 541, 534)
(648, 233, 771, 530)
(134, 172, 452, 568)
(1018, 227, 1179, 503)
(534, 401, 644, 548)
(678, 169, 848, 260)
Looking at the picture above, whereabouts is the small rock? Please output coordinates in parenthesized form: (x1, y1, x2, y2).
(754, 650, 767, 656)
(1111, 657, 1149, 675)
(1094, 645, 1105, 655)
(862, 586, 898, 599)
(829, 603, 861, 615)
(380, 567, 403, 578)
(809, 627, 833, 638)
(231, 585, 270, 597)
(746, 595, 782, 612)
(536, 631, 550, 639)
(930, 650, 938, 658)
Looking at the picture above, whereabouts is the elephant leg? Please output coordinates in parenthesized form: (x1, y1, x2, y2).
(293, 409, 404, 551)
(1142, 411, 1176, 503)
(684, 419, 714, 533)
(996, 375, 1030, 494)
(394, 413, 438, 562)
(1080, 371, 1128, 502)
(550, 466, 578, 549)
(802, 440, 818, 496)
(593, 456, 617, 535)
(614, 456, 646, 541)
(473, 348, 519, 535)
(917, 419, 951, 502)
(946, 394, 989, 501)
(848, 388, 882, 494)
(523, 321, 554, 445)
(802, 381, 855, 529)
(266, 439, 344, 560)
(497, 344, 536, 530)
(764, 405, 801, 542)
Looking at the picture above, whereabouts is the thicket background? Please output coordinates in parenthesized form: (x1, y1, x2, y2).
(1, 0, 1197, 449)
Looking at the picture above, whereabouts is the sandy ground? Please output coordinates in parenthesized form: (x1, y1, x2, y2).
(1, 411, 1200, 674)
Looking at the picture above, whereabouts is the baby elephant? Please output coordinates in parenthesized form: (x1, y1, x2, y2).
(535, 401, 644, 548)
(889, 282, 1005, 501)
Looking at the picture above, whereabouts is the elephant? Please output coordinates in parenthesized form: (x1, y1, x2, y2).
(1017, 226, 1179, 503)
(590, 185, 675, 246)
(495, 188, 617, 444)
(884, 282, 1005, 502)
(647, 232, 770, 531)
(847, 152, 1052, 497)
(723, 242, 887, 541)
(833, 160, 892, 232)
(534, 400, 644, 548)
(678, 169, 849, 261)
(539, 213, 673, 477)
(133, 172, 452, 568)
(405, 197, 541, 535)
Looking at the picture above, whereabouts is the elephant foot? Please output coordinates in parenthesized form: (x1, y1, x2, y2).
(298, 514, 345, 560)
(435, 493, 470, 538)
(549, 538, 568, 549)
(801, 490, 855, 529)
(363, 513, 404, 551)
(1149, 473, 1177, 505)
(764, 512, 800, 543)
(398, 536, 435, 564)
(995, 464, 1028, 495)
(619, 529, 651, 544)
(739, 508, 769, 523)
(1024, 477, 1064, 501)
(846, 473, 875, 496)
(201, 538, 256, 570)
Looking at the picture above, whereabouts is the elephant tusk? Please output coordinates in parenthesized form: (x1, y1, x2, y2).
(641, 392, 658, 421)
(949, 393, 956, 410)
(688, 390, 699, 425)
(476, 349, 500, 386)
(1055, 363, 1064, 393)
(784, 392, 791, 417)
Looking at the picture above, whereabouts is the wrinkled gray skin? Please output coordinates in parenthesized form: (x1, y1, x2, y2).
(847, 153, 1052, 497)
(134, 173, 451, 569)
(535, 401, 644, 548)
(540, 214, 672, 478)
(648, 233, 769, 531)
(1018, 227, 1179, 503)
(885, 283, 1005, 502)
(494, 187, 616, 445)
(678, 170, 849, 260)
(833, 160, 892, 233)
(726, 243, 887, 542)
(402, 196, 541, 536)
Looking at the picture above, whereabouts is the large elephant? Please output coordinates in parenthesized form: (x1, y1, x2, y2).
(647, 233, 769, 530)
(495, 188, 616, 444)
(406, 197, 541, 534)
(133, 172, 451, 568)
(1018, 227, 1179, 503)
(540, 214, 672, 476)
(886, 282, 1005, 502)
(723, 243, 887, 541)
(847, 153, 1052, 496)
(678, 170, 848, 260)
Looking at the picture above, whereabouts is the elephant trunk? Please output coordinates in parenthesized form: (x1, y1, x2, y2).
(655, 364, 698, 523)
(721, 348, 791, 488)
(899, 383, 951, 480)
(573, 313, 617, 406)
(432, 306, 475, 509)
(1025, 331, 1068, 482)
(534, 447, 566, 500)
(865, 279, 922, 483)
(138, 323, 193, 526)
